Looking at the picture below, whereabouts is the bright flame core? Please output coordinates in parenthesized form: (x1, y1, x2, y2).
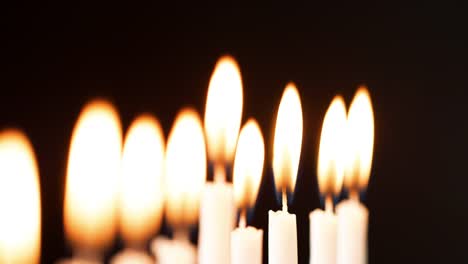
(165, 108, 206, 229)
(64, 100, 122, 252)
(345, 86, 375, 190)
(317, 96, 347, 196)
(204, 55, 243, 165)
(272, 83, 303, 193)
(233, 119, 265, 209)
(0, 130, 41, 264)
(120, 115, 165, 246)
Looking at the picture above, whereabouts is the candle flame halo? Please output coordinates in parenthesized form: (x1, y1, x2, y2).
(204, 55, 243, 167)
(165, 108, 206, 229)
(345, 86, 375, 191)
(317, 96, 347, 197)
(233, 118, 265, 210)
(119, 114, 165, 246)
(0, 130, 41, 264)
(64, 99, 122, 252)
(272, 83, 303, 194)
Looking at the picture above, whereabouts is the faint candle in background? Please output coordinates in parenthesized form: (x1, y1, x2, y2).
(337, 87, 374, 264)
(58, 100, 122, 264)
(110, 114, 165, 264)
(0, 130, 41, 264)
(199, 55, 243, 264)
(310, 96, 347, 264)
(151, 108, 205, 264)
(269, 83, 303, 264)
(231, 119, 265, 264)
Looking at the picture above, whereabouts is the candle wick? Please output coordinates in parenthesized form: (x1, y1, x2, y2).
(325, 194, 333, 213)
(282, 188, 288, 212)
(349, 189, 360, 202)
(214, 163, 226, 182)
(239, 208, 247, 228)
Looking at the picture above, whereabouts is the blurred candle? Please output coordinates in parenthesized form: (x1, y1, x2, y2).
(269, 83, 303, 264)
(231, 119, 264, 264)
(310, 96, 347, 264)
(111, 114, 165, 264)
(336, 87, 374, 264)
(0, 130, 41, 264)
(152, 108, 205, 264)
(199, 56, 243, 264)
(59, 100, 122, 264)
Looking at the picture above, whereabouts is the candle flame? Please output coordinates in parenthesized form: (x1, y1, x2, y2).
(119, 114, 165, 246)
(272, 83, 303, 194)
(165, 108, 206, 229)
(233, 119, 265, 209)
(345, 86, 375, 191)
(0, 130, 41, 264)
(64, 99, 122, 252)
(204, 55, 243, 167)
(317, 96, 347, 197)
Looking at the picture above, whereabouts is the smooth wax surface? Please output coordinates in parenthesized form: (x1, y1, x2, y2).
(268, 210, 298, 264)
(309, 209, 337, 264)
(231, 226, 263, 264)
(109, 249, 153, 264)
(151, 236, 196, 264)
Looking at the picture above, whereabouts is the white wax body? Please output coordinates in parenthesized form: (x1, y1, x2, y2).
(109, 248, 153, 264)
(198, 182, 235, 264)
(231, 226, 263, 264)
(336, 199, 369, 264)
(268, 210, 298, 264)
(151, 236, 196, 264)
(55, 259, 101, 264)
(309, 209, 337, 264)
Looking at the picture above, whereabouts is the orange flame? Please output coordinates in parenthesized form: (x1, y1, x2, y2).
(0, 130, 41, 264)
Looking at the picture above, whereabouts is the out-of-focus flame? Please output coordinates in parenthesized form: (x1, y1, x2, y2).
(233, 119, 265, 209)
(119, 114, 165, 246)
(0, 130, 41, 264)
(345, 86, 375, 191)
(204, 55, 243, 166)
(165, 108, 206, 229)
(317, 96, 347, 196)
(272, 83, 303, 193)
(64, 99, 122, 252)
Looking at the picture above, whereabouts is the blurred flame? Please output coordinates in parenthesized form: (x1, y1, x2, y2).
(272, 83, 303, 193)
(64, 100, 122, 252)
(119, 114, 165, 246)
(345, 86, 375, 190)
(233, 119, 265, 209)
(204, 55, 243, 165)
(165, 108, 206, 228)
(317, 96, 347, 196)
(0, 130, 41, 264)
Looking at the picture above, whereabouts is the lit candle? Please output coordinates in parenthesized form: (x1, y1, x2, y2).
(151, 108, 205, 264)
(111, 114, 165, 264)
(199, 55, 243, 264)
(269, 83, 303, 264)
(231, 119, 265, 264)
(336, 86, 374, 264)
(0, 130, 41, 264)
(59, 100, 122, 264)
(310, 96, 347, 264)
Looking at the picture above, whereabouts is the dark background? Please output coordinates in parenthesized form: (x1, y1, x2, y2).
(2, 2, 467, 263)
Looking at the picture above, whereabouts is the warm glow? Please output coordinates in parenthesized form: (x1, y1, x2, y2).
(165, 108, 206, 228)
(345, 86, 375, 190)
(317, 96, 347, 196)
(64, 99, 122, 252)
(119, 114, 165, 246)
(233, 119, 265, 209)
(272, 83, 303, 193)
(0, 130, 41, 264)
(204, 55, 243, 165)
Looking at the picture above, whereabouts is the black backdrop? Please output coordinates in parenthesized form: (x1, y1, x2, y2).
(2, 2, 467, 263)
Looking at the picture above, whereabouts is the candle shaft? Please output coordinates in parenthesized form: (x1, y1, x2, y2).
(268, 210, 298, 264)
(309, 209, 337, 264)
(231, 226, 263, 264)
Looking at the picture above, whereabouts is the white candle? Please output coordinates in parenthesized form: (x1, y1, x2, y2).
(199, 180, 235, 264)
(269, 83, 303, 264)
(310, 96, 347, 264)
(230, 119, 265, 264)
(200, 55, 243, 264)
(231, 226, 263, 264)
(337, 86, 374, 264)
(151, 236, 196, 264)
(110, 249, 153, 264)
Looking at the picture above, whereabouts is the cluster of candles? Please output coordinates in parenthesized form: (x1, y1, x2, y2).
(0, 55, 374, 264)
